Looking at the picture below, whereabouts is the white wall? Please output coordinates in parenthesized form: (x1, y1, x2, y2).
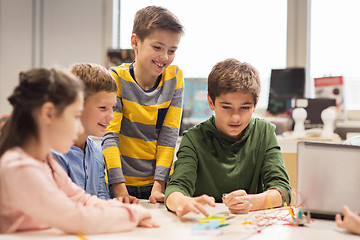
(0, 0, 112, 114)
(0, 0, 33, 114)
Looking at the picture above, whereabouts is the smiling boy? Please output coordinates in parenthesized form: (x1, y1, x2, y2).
(52, 63, 118, 200)
(102, 6, 184, 203)
(165, 58, 291, 216)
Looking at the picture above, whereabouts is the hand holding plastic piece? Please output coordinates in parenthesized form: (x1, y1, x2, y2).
(222, 190, 252, 214)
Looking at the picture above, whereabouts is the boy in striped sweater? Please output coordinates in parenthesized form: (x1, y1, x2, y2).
(102, 6, 184, 204)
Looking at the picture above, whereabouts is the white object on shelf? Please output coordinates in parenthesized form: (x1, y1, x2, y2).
(292, 108, 307, 138)
(321, 107, 337, 138)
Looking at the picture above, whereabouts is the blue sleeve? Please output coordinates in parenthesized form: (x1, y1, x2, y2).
(51, 149, 69, 174)
(97, 159, 110, 200)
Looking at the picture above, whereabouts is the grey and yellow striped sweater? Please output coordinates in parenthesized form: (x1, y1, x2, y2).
(102, 62, 184, 187)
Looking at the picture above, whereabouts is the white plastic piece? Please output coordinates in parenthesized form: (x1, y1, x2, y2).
(321, 107, 337, 138)
(292, 108, 307, 138)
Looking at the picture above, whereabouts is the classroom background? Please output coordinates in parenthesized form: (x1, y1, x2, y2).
(1, 0, 360, 142)
(1, 1, 360, 238)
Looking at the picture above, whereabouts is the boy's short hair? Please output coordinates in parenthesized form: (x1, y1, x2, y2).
(208, 58, 261, 104)
(132, 5, 184, 41)
(71, 63, 118, 100)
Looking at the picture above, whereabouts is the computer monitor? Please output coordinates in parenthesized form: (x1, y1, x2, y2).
(267, 68, 306, 114)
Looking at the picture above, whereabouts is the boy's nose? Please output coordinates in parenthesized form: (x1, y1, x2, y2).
(108, 111, 115, 121)
(160, 51, 168, 62)
(231, 112, 241, 121)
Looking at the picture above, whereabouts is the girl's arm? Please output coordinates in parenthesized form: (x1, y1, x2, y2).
(4, 161, 149, 234)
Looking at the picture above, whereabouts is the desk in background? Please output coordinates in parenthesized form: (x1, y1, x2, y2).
(0, 201, 357, 240)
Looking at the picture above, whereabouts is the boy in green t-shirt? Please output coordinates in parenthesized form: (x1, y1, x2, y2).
(165, 58, 291, 216)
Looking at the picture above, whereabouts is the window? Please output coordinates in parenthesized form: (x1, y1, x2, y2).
(113, 0, 288, 109)
(310, 0, 360, 111)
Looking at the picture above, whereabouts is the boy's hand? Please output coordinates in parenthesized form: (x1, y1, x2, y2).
(336, 205, 360, 235)
(116, 195, 139, 204)
(112, 182, 139, 204)
(149, 190, 165, 204)
(222, 190, 252, 214)
(149, 180, 166, 204)
(174, 194, 215, 217)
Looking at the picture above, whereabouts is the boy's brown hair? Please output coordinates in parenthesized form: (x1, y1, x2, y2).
(207, 58, 261, 105)
(132, 5, 184, 41)
(71, 63, 118, 100)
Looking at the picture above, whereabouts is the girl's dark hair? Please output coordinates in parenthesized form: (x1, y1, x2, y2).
(0, 68, 84, 157)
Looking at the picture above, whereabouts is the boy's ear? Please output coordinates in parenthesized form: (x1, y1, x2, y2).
(131, 34, 138, 50)
(207, 93, 215, 110)
(40, 102, 56, 124)
(253, 103, 257, 112)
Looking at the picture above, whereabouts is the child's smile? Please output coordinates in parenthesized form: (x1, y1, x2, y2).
(153, 60, 166, 69)
(132, 29, 180, 81)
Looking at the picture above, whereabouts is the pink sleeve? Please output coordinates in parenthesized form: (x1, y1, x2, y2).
(4, 164, 149, 234)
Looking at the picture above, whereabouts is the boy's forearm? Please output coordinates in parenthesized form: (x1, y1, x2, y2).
(152, 180, 165, 193)
(249, 189, 282, 211)
(111, 182, 128, 198)
(165, 191, 186, 212)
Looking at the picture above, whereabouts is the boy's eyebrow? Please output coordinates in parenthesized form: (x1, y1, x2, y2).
(219, 101, 231, 105)
(219, 101, 254, 105)
(241, 101, 254, 105)
(154, 41, 178, 49)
